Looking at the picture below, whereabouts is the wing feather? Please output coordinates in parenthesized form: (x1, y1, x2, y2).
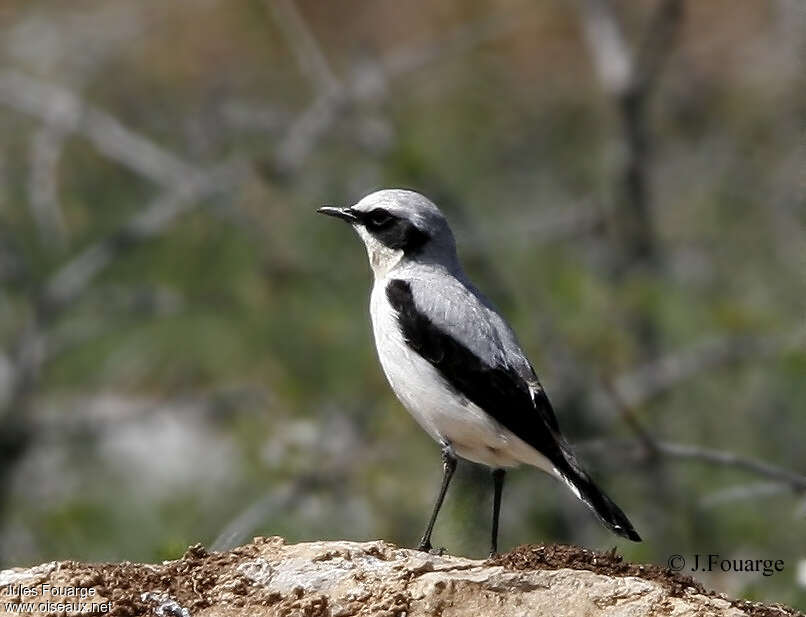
(386, 276, 565, 463)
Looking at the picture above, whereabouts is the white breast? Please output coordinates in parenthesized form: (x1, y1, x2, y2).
(369, 278, 556, 472)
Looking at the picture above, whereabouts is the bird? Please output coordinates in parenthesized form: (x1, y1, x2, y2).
(317, 189, 641, 555)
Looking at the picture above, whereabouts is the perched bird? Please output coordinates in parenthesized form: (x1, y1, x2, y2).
(318, 189, 640, 555)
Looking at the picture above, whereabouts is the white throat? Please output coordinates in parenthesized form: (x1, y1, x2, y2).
(355, 225, 405, 279)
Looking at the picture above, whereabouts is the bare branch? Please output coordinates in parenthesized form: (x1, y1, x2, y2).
(597, 378, 659, 455)
(660, 442, 806, 491)
(39, 159, 248, 316)
(0, 74, 250, 555)
(0, 70, 195, 187)
(43, 285, 184, 360)
(699, 482, 790, 508)
(0, 152, 26, 286)
(270, 6, 528, 177)
(630, 0, 685, 98)
(273, 91, 345, 175)
(263, 0, 348, 175)
(578, 0, 683, 98)
(25, 389, 270, 442)
(476, 200, 605, 246)
(577, 0, 684, 364)
(577, 0, 634, 96)
(28, 125, 69, 250)
(579, 439, 806, 492)
(384, 11, 525, 79)
(212, 472, 334, 551)
(219, 101, 291, 133)
(266, 0, 341, 96)
(612, 327, 806, 408)
(0, 352, 12, 409)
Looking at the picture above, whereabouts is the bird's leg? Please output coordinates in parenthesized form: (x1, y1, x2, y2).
(489, 468, 506, 557)
(417, 443, 457, 552)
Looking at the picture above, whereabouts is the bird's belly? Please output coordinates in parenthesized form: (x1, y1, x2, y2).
(371, 289, 545, 469)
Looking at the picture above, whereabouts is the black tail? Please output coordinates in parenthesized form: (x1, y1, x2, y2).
(555, 459, 642, 542)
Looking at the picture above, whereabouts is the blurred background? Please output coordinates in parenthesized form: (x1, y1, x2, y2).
(1, 0, 804, 609)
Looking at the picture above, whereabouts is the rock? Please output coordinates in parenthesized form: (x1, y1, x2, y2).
(0, 538, 798, 617)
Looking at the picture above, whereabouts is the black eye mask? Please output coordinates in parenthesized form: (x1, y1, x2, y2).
(365, 208, 395, 230)
(356, 208, 430, 254)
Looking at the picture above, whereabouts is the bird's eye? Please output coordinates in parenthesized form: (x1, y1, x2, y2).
(367, 208, 394, 228)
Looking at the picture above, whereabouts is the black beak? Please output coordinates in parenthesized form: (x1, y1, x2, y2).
(317, 206, 359, 223)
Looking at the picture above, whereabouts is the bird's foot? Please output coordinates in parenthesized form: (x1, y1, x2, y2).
(416, 540, 446, 556)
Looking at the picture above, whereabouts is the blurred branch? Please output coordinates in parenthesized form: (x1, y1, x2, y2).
(699, 482, 791, 509)
(616, 0, 682, 271)
(477, 200, 605, 246)
(219, 101, 291, 134)
(582, 325, 806, 477)
(0, 69, 253, 565)
(0, 71, 247, 412)
(579, 0, 683, 99)
(0, 70, 195, 187)
(266, 0, 341, 97)
(655, 442, 806, 491)
(383, 11, 525, 79)
(577, 0, 684, 369)
(577, 0, 633, 96)
(579, 439, 806, 493)
(629, 0, 685, 100)
(0, 284, 185, 428)
(265, 0, 345, 174)
(270, 7, 527, 177)
(213, 412, 378, 550)
(577, 326, 806, 513)
(44, 285, 184, 360)
(0, 252, 26, 290)
(212, 471, 337, 551)
(273, 91, 345, 175)
(269, 0, 527, 98)
(27, 125, 70, 251)
(577, 0, 684, 268)
(39, 159, 248, 317)
(597, 378, 659, 456)
(27, 389, 271, 443)
(0, 156, 248, 565)
(611, 326, 806, 408)
(0, 322, 42, 557)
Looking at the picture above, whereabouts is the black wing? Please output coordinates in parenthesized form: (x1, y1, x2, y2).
(386, 278, 642, 541)
(386, 278, 566, 467)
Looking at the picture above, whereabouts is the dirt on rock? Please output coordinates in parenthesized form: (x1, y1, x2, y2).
(49, 538, 293, 617)
(0, 538, 800, 617)
(489, 543, 707, 595)
(489, 544, 800, 617)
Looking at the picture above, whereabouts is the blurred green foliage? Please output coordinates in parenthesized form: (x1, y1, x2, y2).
(0, 0, 804, 609)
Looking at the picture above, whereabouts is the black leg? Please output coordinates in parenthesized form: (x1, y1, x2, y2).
(417, 444, 457, 552)
(490, 468, 506, 557)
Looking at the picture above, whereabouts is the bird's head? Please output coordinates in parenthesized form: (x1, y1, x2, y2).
(318, 189, 458, 277)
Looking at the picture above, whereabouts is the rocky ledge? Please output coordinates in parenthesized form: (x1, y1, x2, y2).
(0, 538, 799, 617)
